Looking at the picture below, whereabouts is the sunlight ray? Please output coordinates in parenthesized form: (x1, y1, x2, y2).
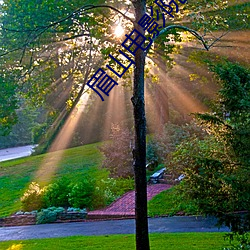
(35, 93, 90, 184)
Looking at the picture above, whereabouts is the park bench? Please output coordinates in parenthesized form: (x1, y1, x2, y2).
(149, 168, 165, 184)
(175, 174, 185, 182)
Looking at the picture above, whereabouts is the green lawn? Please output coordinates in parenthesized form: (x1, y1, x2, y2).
(148, 186, 199, 217)
(0, 233, 230, 250)
(0, 143, 104, 217)
(0, 141, 197, 218)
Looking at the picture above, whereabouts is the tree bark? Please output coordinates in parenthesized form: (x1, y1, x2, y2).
(132, 1, 150, 250)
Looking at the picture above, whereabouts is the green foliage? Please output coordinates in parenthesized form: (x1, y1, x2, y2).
(168, 136, 240, 212)
(32, 123, 47, 144)
(0, 104, 44, 148)
(204, 2, 250, 31)
(36, 206, 64, 224)
(68, 180, 94, 209)
(0, 142, 103, 217)
(223, 233, 250, 250)
(99, 124, 133, 178)
(43, 178, 71, 208)
(186, 1, 248, 31)
(146, 140, 160, 171)
(20, 182, 45, 212)
(20, 172, 133, 212)
(93, 177, 134, 208)
(93, 178, 117, 208)
(168, 61, 250, 233)
(0, 75, 18, 136)
(147, 122, 206, 166)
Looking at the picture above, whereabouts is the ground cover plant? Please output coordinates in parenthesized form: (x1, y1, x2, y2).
(0, 233, 232, 250)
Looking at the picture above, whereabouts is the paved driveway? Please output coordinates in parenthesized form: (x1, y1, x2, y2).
(0, 145, 36, 162)
(0, 216, 229, 241)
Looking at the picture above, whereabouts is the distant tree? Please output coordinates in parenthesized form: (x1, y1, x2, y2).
(99, 124, 133, 178)
(0, 74, 18, 136)
(147, 122, 206, 168)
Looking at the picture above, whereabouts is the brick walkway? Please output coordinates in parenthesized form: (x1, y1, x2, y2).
(88, 184, 171, 219)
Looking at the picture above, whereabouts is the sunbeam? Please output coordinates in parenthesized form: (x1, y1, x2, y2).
(35, 93, 90, 184)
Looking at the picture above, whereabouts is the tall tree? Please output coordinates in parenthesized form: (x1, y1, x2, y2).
(132, 2, 149, 249)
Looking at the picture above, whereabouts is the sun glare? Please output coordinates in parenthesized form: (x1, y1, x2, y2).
(35, 93, 90, 184)
(114, 24, 124, 37)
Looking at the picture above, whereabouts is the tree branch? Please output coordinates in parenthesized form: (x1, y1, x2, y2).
(0, 4, 134, 57)
(151, 25, 229, 54)
(83, 5, 135, 24)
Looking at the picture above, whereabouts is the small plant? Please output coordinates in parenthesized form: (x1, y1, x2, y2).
(21, 182, 45, 211)
(223, 233, 250, 250)
(67, 207, 87, 213)
(36, 206, 64, 224)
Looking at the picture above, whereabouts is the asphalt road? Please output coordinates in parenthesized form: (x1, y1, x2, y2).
(0, 216, 230, 241)
(0, 145, 37, 162)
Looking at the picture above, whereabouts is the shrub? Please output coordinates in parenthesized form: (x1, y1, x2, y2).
(92, 178, 117, 209)
(223, 233, 250, 250)
(32, 123, 47, 144)
(67, 207, 87, 213)
(92, 177, 134, 209)
(146, 141, 159, 171)
(21, 182, 45, 211)
(68, 180, 94, 209)
(147, 122, 205, 166)
(168, 62, 250, 233)
(43, 177, 71, 208)
(36, 206, 64, 224)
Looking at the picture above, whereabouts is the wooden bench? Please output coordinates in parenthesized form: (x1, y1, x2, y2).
(149, 168, 165, 184)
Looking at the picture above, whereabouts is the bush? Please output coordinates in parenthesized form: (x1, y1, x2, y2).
(43, 177, 71, 208)
(68, 180, 94, 209)
(223, 233, 250, 250)
(21, 182, 45, 211)
(146, 141, 159, 171)
(93, 178, 117, 208)
(36, 206, 64, 224)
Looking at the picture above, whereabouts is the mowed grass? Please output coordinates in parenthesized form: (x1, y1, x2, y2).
(0, 233, 230, 250)
(148, 186, 199, 217)
(0, 143, 103, 217)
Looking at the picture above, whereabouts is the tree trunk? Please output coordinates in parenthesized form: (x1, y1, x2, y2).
(132, 1, 150, 250)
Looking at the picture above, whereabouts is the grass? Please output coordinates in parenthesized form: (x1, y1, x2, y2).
(148, 186, 199, 217)
(0, 140, 195, 218)
(0, 142, 104, 217)
(0, 233, 231, 250)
